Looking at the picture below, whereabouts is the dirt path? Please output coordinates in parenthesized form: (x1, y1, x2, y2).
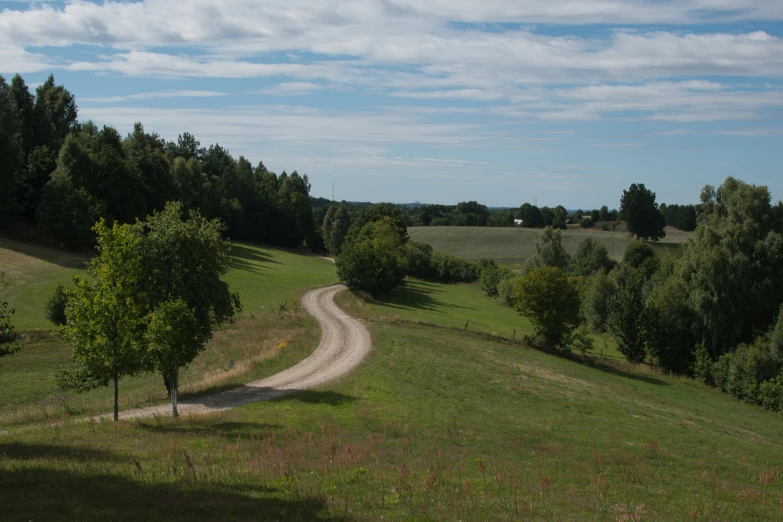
(113, 284, 370, 420)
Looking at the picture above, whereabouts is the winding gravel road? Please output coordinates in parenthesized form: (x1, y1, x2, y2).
(114, 284, 370, 420)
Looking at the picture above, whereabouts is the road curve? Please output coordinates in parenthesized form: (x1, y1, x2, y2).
(114, 284, 370, 420)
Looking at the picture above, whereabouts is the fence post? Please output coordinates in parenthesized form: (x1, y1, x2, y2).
(512, 330, 516, 340)
(464, 319, 469, 332)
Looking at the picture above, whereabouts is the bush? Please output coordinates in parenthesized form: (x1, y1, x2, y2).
(623, 242, 656, 269)
(570, 238, 615, 276)
(336, 217, 407, 295)
(580, 217, 594, 228)
(607, 264, 647, 363)
(428, 252, 482, 283)
(711, 339, 782, 407)
(45, 284, 70, 326)
(497, 275, 522, 306)
(479, 262, 502, 296)
(513, 267, 580, 350)
(402, 241, 433, 278)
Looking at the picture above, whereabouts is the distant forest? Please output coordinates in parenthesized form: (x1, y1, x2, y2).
(1, 73, 695, 253)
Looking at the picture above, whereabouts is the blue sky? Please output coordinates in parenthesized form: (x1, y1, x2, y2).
(1, 1, 782, 208)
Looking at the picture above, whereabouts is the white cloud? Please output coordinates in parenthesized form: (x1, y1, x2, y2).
(258, 82, 324, 96)
(82, 90, 227, 103)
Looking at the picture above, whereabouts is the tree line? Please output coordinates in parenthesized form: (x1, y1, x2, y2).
(0, 73, 316, 250)
(333, 179, 783, 413)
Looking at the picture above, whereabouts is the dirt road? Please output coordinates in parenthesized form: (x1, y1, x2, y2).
(114, 284, 370, 420)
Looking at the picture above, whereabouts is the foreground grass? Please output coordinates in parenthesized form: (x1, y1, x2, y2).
(408, 226, 691, 266)
(3, 318, 782, 520)
(0, 241, 337, 426)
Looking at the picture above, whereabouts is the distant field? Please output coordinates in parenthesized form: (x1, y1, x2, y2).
(409, 226, 693, 265)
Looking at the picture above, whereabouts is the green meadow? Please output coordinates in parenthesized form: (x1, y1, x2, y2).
(2, 238, 783, 520)
(408, 226, 692, 266)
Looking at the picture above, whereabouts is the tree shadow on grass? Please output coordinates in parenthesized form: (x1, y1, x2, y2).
(0, 465, 348, 521)
(134, 420, 283, 439)
(231, 244, 282, 265)
(371, 281, 468, 314)
(0, 236, 89, 270)
(580, 358, 669, 386)
(0, 442, 125, 463)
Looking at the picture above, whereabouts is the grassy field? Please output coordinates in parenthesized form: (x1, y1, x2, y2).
(0, 239, 337, 425)
(408, 226, 693, 266)
(3, 238, 783, 520)
(3, 290, 783, 520)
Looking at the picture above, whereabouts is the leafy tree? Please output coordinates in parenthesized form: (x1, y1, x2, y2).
(607, 265, 648, 363)
(45, 284, 70, 326)
(276, 171, 314, 247)
(580, 271, 616, 332)
(527, 226, 570, 271)
(570, 238, 614, 276)
(33, 74, 78, 153)
(60, 221, 147, 421)
(0, 75, 22, 219)
(138, 202, 240, 365)
(36, 172, 106, 247)
(517, 203, 543, 228)
(599, 206, 610, 221)
(513, 267, 580, 350)
(1, 272, 22, 362)
(347, 203, 409, 244)
(678, 177, 783, 358)
(454, 201, 489, 226)
(145, 299, 201, 417)
(580, 217, 594, 228)
(590, 209, 600, 222)
(337, 217, 407, 294)
(322, 205, 337, 253)
(620, 183, 666, 241)
(124, 122, 174, 215)
(479, 261, 502, 297)
(623, 242, 656, 269)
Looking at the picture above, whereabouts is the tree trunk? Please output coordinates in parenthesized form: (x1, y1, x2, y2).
(171, 369, 179, 418)
(113, 373, 119, 422)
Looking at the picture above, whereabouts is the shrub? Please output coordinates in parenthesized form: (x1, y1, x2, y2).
(336, 217, 407, 294)
(479, 262, 502, 296)
(45, 284, 70, 326)
(428, 252, 482, 283)
(570, 238, 615, 276)
(402, 241, 433, 279)
(623, 242, 656, 269)
(580, 217, 594, 228)
(513, 267, 580, 350)
(497, 275, 522, 306)
(607, 264, 648, 363)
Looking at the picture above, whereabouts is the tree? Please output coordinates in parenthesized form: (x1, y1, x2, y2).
(580, 271, 616, 332)
(36, 171, 106, 247)
(330, 204, 351, 255)
(145, 299, 201, 417)
(678, 177, 783, 358)
(33, 74, 78, 153)
(337, 217, 407, 294)
(513, 267, 580, 350)
(622, 242, 656, 269)
(570, 238, 614, 276)
(517, 203, 543, 228)
(322, 205, 337, 253)
(1, 272, 22, 363)
(45, 284, 70, 326)
(607, 265, 648, 363)
(527, 226, 570, 271)
(138, 202, 240, 400)
(0, 75, 22, 220)
(60, 220, 147, 421)
(620, 183, 666, 241)
(599, 206, 610, 222)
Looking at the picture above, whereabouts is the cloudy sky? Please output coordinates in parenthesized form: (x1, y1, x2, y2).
(1, 1, 782, 208)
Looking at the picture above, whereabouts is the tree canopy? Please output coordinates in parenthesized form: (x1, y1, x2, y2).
(620, 183, 666, 241)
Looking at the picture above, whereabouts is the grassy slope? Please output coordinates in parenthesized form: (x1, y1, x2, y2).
(0, 240, 337, 425)
(408, 226, 692, 266)
(3, 268, 782, 519)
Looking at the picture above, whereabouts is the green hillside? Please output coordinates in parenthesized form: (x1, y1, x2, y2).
(408, 226, 692, 266)
(0, 239, 337, 424)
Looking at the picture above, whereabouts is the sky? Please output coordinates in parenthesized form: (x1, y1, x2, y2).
(1, 1, 782, 209)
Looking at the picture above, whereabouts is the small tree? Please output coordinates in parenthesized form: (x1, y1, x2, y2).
(145, 299, 201, 417)
(607, 265, 648, 363)
(1, 272, 22, 363)
(60, 221, 147, 421)
(580, 271, 616, 332)
(514, 267, 580, 350)
(527, 226, 570, 271)
(45, 284, 70, 326)
(570, 238, 613, 276)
